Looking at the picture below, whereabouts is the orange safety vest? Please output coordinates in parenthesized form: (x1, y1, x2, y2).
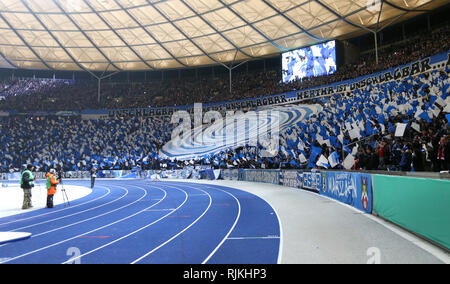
(46, 173, 60, 196)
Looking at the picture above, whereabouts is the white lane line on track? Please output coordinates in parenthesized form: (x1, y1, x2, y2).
(61, 184, 188, 264)
(26, 185, 146, 239)
(159, 182, 249, 264)
(227, 236, 280, 240)
(131, 184, 213, 264)
(2, 182, 245, 264)
(0, 185, 111, 227)
(9, 185, 127, 232)
(206, 182, 283, 264)
(201, 185, 241, 264)
(262, 195, 283, 265)
(0, 184, 166, 264)
(164, 181, 281, 264)
(144, 209, 175, 212)
(0, 185, 120, 249)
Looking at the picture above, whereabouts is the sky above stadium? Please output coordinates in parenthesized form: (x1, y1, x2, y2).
(0, 0, 446, 71)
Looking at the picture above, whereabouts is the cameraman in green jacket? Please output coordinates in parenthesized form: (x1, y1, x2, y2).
(20, 164, 35, 210)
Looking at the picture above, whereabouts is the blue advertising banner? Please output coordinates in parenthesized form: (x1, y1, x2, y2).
(243, 169, 280, 184)
(297, 171, 303, 189)
(199, 169, 221, 180)
(301, 170, 325, 192)
(221, 169, 239, 180)
(279, 170, 302, 188)
(322, 171, 373, 213)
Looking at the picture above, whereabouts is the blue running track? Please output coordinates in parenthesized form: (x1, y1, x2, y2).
(0, 180, 280, 264)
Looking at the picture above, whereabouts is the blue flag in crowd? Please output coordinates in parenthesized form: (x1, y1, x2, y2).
(308, 146, 322, 168)
(329, 151, 340, 167)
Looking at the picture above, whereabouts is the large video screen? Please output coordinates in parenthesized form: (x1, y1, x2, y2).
(282, 40, 337, 83)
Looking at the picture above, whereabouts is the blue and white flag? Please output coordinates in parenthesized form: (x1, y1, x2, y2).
(308, 146, 322, 168)
(328, 151, 340, 168)
(316, 155, 330, 169)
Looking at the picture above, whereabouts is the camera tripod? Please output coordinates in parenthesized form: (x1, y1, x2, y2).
(59, 181, 70, 208)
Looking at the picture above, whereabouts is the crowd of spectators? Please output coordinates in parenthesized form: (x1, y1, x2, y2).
(0, 78, 71, 99)
(0, 22, 449, 174)
(0, 115, 171, 173)
(0, 66, 448, 174)
(185, 70, 450, 173)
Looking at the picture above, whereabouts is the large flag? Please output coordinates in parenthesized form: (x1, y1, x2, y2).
(395, 123, 407, 137)
(299, 153, 307, 164)
(328, 151, 340, 168)
(411, 122, 420, 133)
(316, 155, 330, 169)
(343, 154, 355, 170)
(308, 146, 322, 168)
(418, 111, 432, 123)
(377, 114, 386, 124)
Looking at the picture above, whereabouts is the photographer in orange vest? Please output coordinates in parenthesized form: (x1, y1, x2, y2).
(46, 169, 60, 208)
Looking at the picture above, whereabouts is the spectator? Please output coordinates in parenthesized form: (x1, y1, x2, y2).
(437, 135, 449, 171)
(399, 143, 412, 172)
(412, 141, 425, 172)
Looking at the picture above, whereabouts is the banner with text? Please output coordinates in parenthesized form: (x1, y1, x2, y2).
(322, 171, 373, 213)
(301, 170, 325, 192)
(242, 169, 280, 184)
(2, 51, 447, 118)
(85, 50, 450, 118)
(279, 170, 303, 188)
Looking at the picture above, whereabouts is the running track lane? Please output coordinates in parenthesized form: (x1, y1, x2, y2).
(0, 180, 280, 264)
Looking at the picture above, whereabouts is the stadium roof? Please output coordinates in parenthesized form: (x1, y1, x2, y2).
(0, 0, 446, 72)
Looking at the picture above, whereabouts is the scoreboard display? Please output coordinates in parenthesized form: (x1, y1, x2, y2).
(282, 40, 337, 83)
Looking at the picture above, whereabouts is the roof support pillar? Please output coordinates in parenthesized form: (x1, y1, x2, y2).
(374, 32, 379, 65)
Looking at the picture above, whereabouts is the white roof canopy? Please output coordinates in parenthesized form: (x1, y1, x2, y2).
(0, 0, 445, 71)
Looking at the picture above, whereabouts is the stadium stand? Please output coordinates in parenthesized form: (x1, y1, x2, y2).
(1, 65, 449, 173)
(0, 14, 449, 174)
